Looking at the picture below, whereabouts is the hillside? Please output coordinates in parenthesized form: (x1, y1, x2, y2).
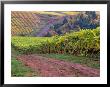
(11, 11, 100, 37)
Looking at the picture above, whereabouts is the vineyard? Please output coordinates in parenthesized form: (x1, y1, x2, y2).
(12, 27, 100, 59)
(11, 11, 100, 77)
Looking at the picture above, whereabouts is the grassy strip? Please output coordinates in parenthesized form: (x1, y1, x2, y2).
(11, 48, 39, 77)
(40, 53, 100, 69)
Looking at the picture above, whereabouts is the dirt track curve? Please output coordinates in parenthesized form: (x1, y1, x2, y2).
(17, 54, 100, 77)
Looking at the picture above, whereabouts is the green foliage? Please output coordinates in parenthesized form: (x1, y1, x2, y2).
(11, 27, 100, 59)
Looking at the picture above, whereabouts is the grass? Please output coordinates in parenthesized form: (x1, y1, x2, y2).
(11, 48, 39, 77)
(40, 53, 100, 69)
(11, 58, 38, 77)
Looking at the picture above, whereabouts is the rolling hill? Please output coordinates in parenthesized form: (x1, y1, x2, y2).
(11, 11, 100, 37)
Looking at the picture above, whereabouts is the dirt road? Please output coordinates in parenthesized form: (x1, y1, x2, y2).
(17, 54, 100, 77)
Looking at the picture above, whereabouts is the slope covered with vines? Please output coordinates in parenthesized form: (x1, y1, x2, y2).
(11, 11, 100, 37)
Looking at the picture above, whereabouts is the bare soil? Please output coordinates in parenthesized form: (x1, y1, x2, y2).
(17, 54, 100, 77)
